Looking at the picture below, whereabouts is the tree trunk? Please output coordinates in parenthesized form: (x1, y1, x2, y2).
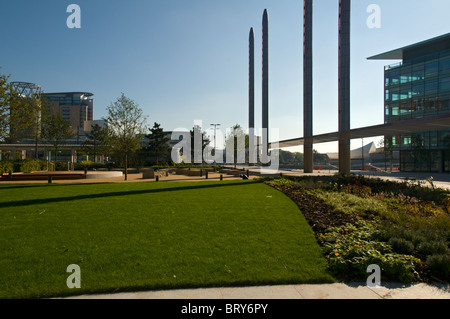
(35, 135, 38, 159)
(125, 153, 128, 181)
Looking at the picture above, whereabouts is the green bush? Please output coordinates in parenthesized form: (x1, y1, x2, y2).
(417, 241, 449, 256)
(379, 224, 426, 247)
(427, 254, 450, 280)
(389, 237, 415, 255)
(54, 161, 67, 171)
(0, 161, 14, 175)
(265, 175, 450, 282)
(20, 159, 46, 172)
(1, 159, 47, 174)
(321, 220, 422, 283)
(80, 161, 93, 168)
(73, 162, 108, 170)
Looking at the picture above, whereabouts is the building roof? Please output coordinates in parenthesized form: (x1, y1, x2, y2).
(327, 142, 376, 160)
(367, 32, 450, 60)
(42, 92, 94, 97)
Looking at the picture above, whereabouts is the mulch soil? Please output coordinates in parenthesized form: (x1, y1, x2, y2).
(268, 182, 438, 283)
(269, 183, 357, 236)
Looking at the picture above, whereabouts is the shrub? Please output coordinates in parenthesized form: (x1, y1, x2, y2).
(427, 254, 450, 280)
(54, 161, 67, 171)
(0, 161, 14, 175)
(80, 161, 93, 168)
(74, 162, 108, 170)
(417, 241, 449, 257)
(315, 190, 388, 217)
(20, 159, 46, 172)
(388, 237, 415, 255)
(321, 220, 422, 283)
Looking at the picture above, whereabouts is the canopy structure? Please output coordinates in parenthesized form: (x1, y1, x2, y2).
(271, 112, 450, 149)
(367, 32, 450, 61)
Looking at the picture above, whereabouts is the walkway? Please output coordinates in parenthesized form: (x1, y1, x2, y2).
(60, 282, 449, 299)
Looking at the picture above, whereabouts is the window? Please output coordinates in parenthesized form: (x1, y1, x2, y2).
(389, 71, 400, 85)
(425, 61, 438, 77)
(392, 106, 399, 116)
(439, 57, 450, 73)
(400, 86, 411, 100)
(390, 87, 400, 101)
(425, 80, 438, 96)
(400, 67, 411, 84)
(403, 137, 411, 145)
(412, 66, 424, 81)
(439, 76, 450, 93)
(412, 82, 424, 97)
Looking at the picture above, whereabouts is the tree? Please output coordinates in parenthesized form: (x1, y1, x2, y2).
(146, 122, 170, 165)
(12, 95, 51, 158)
(0, 71, 28, 143)
(41, 112, 75, 163)
(224, 124, 248, 167)
(105, 93, 147, 180)
(313, 149, 329, 165)
(279, 149, 303, 167)
(189, 125, 210, 164)
(0, 71, 11, 142)
(83, 123, 111, 163)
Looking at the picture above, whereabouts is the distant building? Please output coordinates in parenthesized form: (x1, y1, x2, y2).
(43, 92, 94, 134)
(2, 89, 102, 161)
(83, 119, 107, 133)
(327, 142, 399, 171)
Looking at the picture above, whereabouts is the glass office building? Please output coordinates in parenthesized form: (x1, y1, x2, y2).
(374, 33, 450, 172)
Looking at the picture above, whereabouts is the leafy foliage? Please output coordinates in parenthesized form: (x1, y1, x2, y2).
(0, 161, 13, 175)
(105, 93, 147, 180)
(82, 123, 111, 161)
(320, 221, 421, 283)
(264, 175, 450, 283)
(145, 122, 170, 165)
(41, 112, 75, 162)
(0, 71, 12, 142)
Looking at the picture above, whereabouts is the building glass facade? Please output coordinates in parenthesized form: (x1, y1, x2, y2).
(384, 37, 450, 172)
(42, 92, 94, 132)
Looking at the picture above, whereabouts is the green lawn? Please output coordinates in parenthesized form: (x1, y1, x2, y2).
(0, 180, 334, 298)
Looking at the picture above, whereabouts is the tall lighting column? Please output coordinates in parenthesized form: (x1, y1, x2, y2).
(262, 9, 269, 155)
(339, 0, 351, 174)
(303, 0, 313, 173)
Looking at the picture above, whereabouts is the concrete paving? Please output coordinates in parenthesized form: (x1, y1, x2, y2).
(60, 282, 450, 299)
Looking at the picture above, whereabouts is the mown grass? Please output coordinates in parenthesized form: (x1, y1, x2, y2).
(0, 180, 333, 299)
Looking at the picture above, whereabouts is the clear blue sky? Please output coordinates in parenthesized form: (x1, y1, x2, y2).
(1, 0, 450, 152)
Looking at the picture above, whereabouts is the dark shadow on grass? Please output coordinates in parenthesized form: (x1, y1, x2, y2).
(0, 182, 103, 191)
(0, 180, 261, 209)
